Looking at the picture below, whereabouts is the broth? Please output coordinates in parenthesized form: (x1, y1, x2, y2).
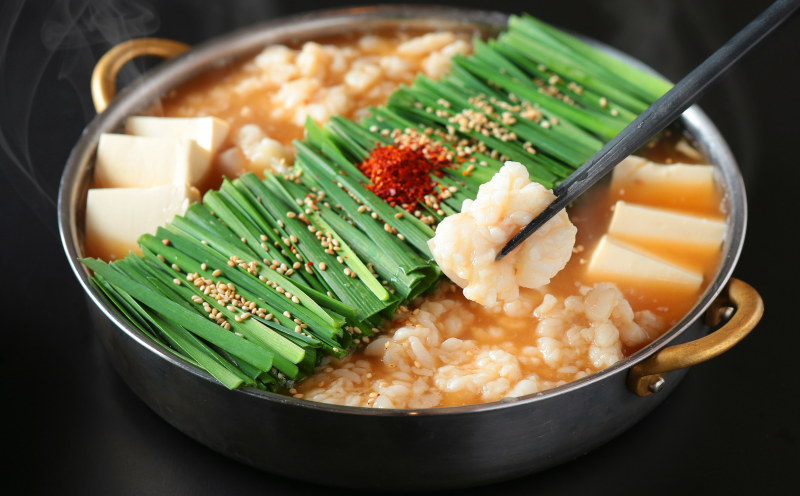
(156, 29, 472, 191)
(86, 28, 473, 260)
(84, 26, 726, 406)
(292, 130, 726, 407)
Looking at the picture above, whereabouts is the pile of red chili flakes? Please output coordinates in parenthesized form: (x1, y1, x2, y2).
(356, 144, 449, 211)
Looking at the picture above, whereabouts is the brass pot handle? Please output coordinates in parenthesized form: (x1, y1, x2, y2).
(91, 38, 190, 113)
(628, 278, 763, 397)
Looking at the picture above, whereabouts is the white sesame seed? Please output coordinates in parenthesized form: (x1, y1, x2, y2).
(319, 263, 327, 271)
(157, 254, 165, 262)
(173, 278, 181, 285)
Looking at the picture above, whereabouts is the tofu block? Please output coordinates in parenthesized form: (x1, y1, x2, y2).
(94, 134, 211, 189)
(611, 156, 717, 193)
(85, 184, 200, 260)
(125, 116, 230, 155)
(587, 235, 703, 291)
(608, 201, 726, 250)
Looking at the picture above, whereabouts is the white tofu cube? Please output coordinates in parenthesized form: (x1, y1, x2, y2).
(85, 184, 200, 260)
(587, 235, 703, 291)
(125, 116, 230, 155)
(611, 156, 717, 193)
(608, 201, 726, 250)
(94, 134, 211, 189)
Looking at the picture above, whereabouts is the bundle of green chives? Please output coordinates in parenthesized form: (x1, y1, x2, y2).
(81, 13, 671, 390)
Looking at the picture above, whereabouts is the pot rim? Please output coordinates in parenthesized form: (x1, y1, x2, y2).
(58, 4, 747, 417)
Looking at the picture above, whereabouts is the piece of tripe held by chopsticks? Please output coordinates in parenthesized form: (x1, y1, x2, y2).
(428, 162, 576, 307)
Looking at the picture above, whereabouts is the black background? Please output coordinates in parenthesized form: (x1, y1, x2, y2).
(1, 1, 798, 494)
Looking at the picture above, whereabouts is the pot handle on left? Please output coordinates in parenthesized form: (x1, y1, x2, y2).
(628, 278, 763, 397)
(91, 38, 190, 113)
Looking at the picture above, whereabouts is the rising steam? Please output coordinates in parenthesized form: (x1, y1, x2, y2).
(0, 0, 158, 233)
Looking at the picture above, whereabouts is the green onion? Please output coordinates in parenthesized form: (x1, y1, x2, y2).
(82, 258, 275, 372)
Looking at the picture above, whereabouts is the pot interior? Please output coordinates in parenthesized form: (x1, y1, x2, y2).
(58, 6, 746, 415)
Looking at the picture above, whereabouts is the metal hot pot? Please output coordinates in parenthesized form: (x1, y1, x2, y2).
(58, 5, 763, 491)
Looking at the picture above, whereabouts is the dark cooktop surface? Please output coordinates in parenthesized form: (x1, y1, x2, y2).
(1, 1, 797, 494)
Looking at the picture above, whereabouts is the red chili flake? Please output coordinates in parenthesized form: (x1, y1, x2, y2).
(356, 144, 450, 211)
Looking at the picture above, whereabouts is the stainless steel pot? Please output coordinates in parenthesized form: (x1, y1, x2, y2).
(58, 6, 763, 491)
